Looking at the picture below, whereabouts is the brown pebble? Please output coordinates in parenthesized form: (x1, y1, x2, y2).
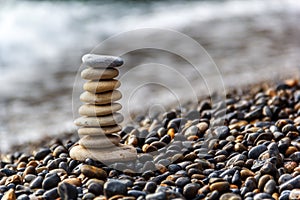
(167, 128, 175, 139)
(5, 175, 22, 185)
(240, 168, 255, 179)
(258, 174, 273, 191)
(81, 165, 107, 180)
(191, 174, 205, 180)
(285, 146, 298, 156)
(27, 160, 39, 168)
(210, 181, 230, 192)
(36, 166, 48, 173)
(234, 143, 247, 152)
(155, 164, 168, 174)
(62, 178, 82, 186)
(17, 162, 26, 170)
(284, 161, 298, 173)
(142, 144, 157, 153)
(2, 188, 16, 200)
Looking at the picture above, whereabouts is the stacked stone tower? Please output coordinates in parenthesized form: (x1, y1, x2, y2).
(70, 54, 136, 163)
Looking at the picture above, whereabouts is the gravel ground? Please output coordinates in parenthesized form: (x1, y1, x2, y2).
(1, 79, 300, 200)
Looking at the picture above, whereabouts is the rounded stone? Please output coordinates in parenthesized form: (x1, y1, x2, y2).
(104, 180, 127, 198)
(42, 173, 60, 190)
(264, 179, 276, 194)
(2, 188, 16, 200)
(29, 176, 43, 189)
(58, 182, 78, 200)
(34, 148, 51, 160)
(88, 182, 103, 196)
(248, 144, 267, 159)
(74, 114, 124, 127)
(43, 187, 59, 199)
(82, 54, 123, 68)
(183, 183, 200, 199)
(81, 68, 119, 80)
(209, 181, 230, 192)
(78, 125, 122, 136)
(70, 144, 137, 163)
(62, 178, 82, 187)
(79, 134, 121, 148)
(80, 165, 107, 180)
(80, 90, 122, 105)
(79, 103, 122, 116)
(220, 193, 242, 200)
(83, 80, 120, 93)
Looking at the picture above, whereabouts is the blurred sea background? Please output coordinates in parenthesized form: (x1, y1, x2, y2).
(0, 0, 300, 151)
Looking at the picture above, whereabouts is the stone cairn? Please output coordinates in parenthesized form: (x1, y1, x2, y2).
(70, 54, 137, 163)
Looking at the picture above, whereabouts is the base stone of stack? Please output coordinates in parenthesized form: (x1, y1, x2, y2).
(69, 144, 137, 163)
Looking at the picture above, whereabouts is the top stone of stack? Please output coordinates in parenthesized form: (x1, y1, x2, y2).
(82, 54, 124, 68)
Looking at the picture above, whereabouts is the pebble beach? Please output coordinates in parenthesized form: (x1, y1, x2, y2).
(1, 79, 300, 200)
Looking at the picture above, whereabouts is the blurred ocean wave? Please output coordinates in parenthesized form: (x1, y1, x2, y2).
(0, 0, 300, 150)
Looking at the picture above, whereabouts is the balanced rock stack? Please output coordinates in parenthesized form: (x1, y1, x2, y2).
(70, 54, 137, 163)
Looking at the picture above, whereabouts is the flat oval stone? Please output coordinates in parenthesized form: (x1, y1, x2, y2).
(81, 165, 107, 180)
(81, 68, 119, 80)
(209, 181, 230, 192)
(79, 134, 121, 148)
(80, 90, 121, 104)
(79, 103, 122, 116)
(69, 144, 137, 163)
(83, 80, 120, 93)
(78, 125, 122, 136)
(82, 54, 123, 68)
(248, 144, 267, 159)
(74, 114, 124, 127)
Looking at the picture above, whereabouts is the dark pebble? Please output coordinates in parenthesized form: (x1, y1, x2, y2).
(278, 174, 293, 185)
(290, 152, 300, 162)
(43, 187, 59, 199)
(17, 194, 30, 200)
(87, 182, 103, 196)
(128, 190, 146, 198)
(175, 177, 190, 188)
(183, 183, 200, 199)
(264, 179, 276, 194)
(143, 181, 157, 193)
(104, 180, 127, 198)
(214, 126, 230, 139)
(146, 191, 166, 200)
(248, 144, 267, 159)
(34, 148, 51, 160)
(42, 173, 60, 190)
(279, 175, 300, 193)
(58, 182, 78, 200)
(82, 192, 95, 200)
(29, 176, 43, 189)
(253, 192, 274, 200)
